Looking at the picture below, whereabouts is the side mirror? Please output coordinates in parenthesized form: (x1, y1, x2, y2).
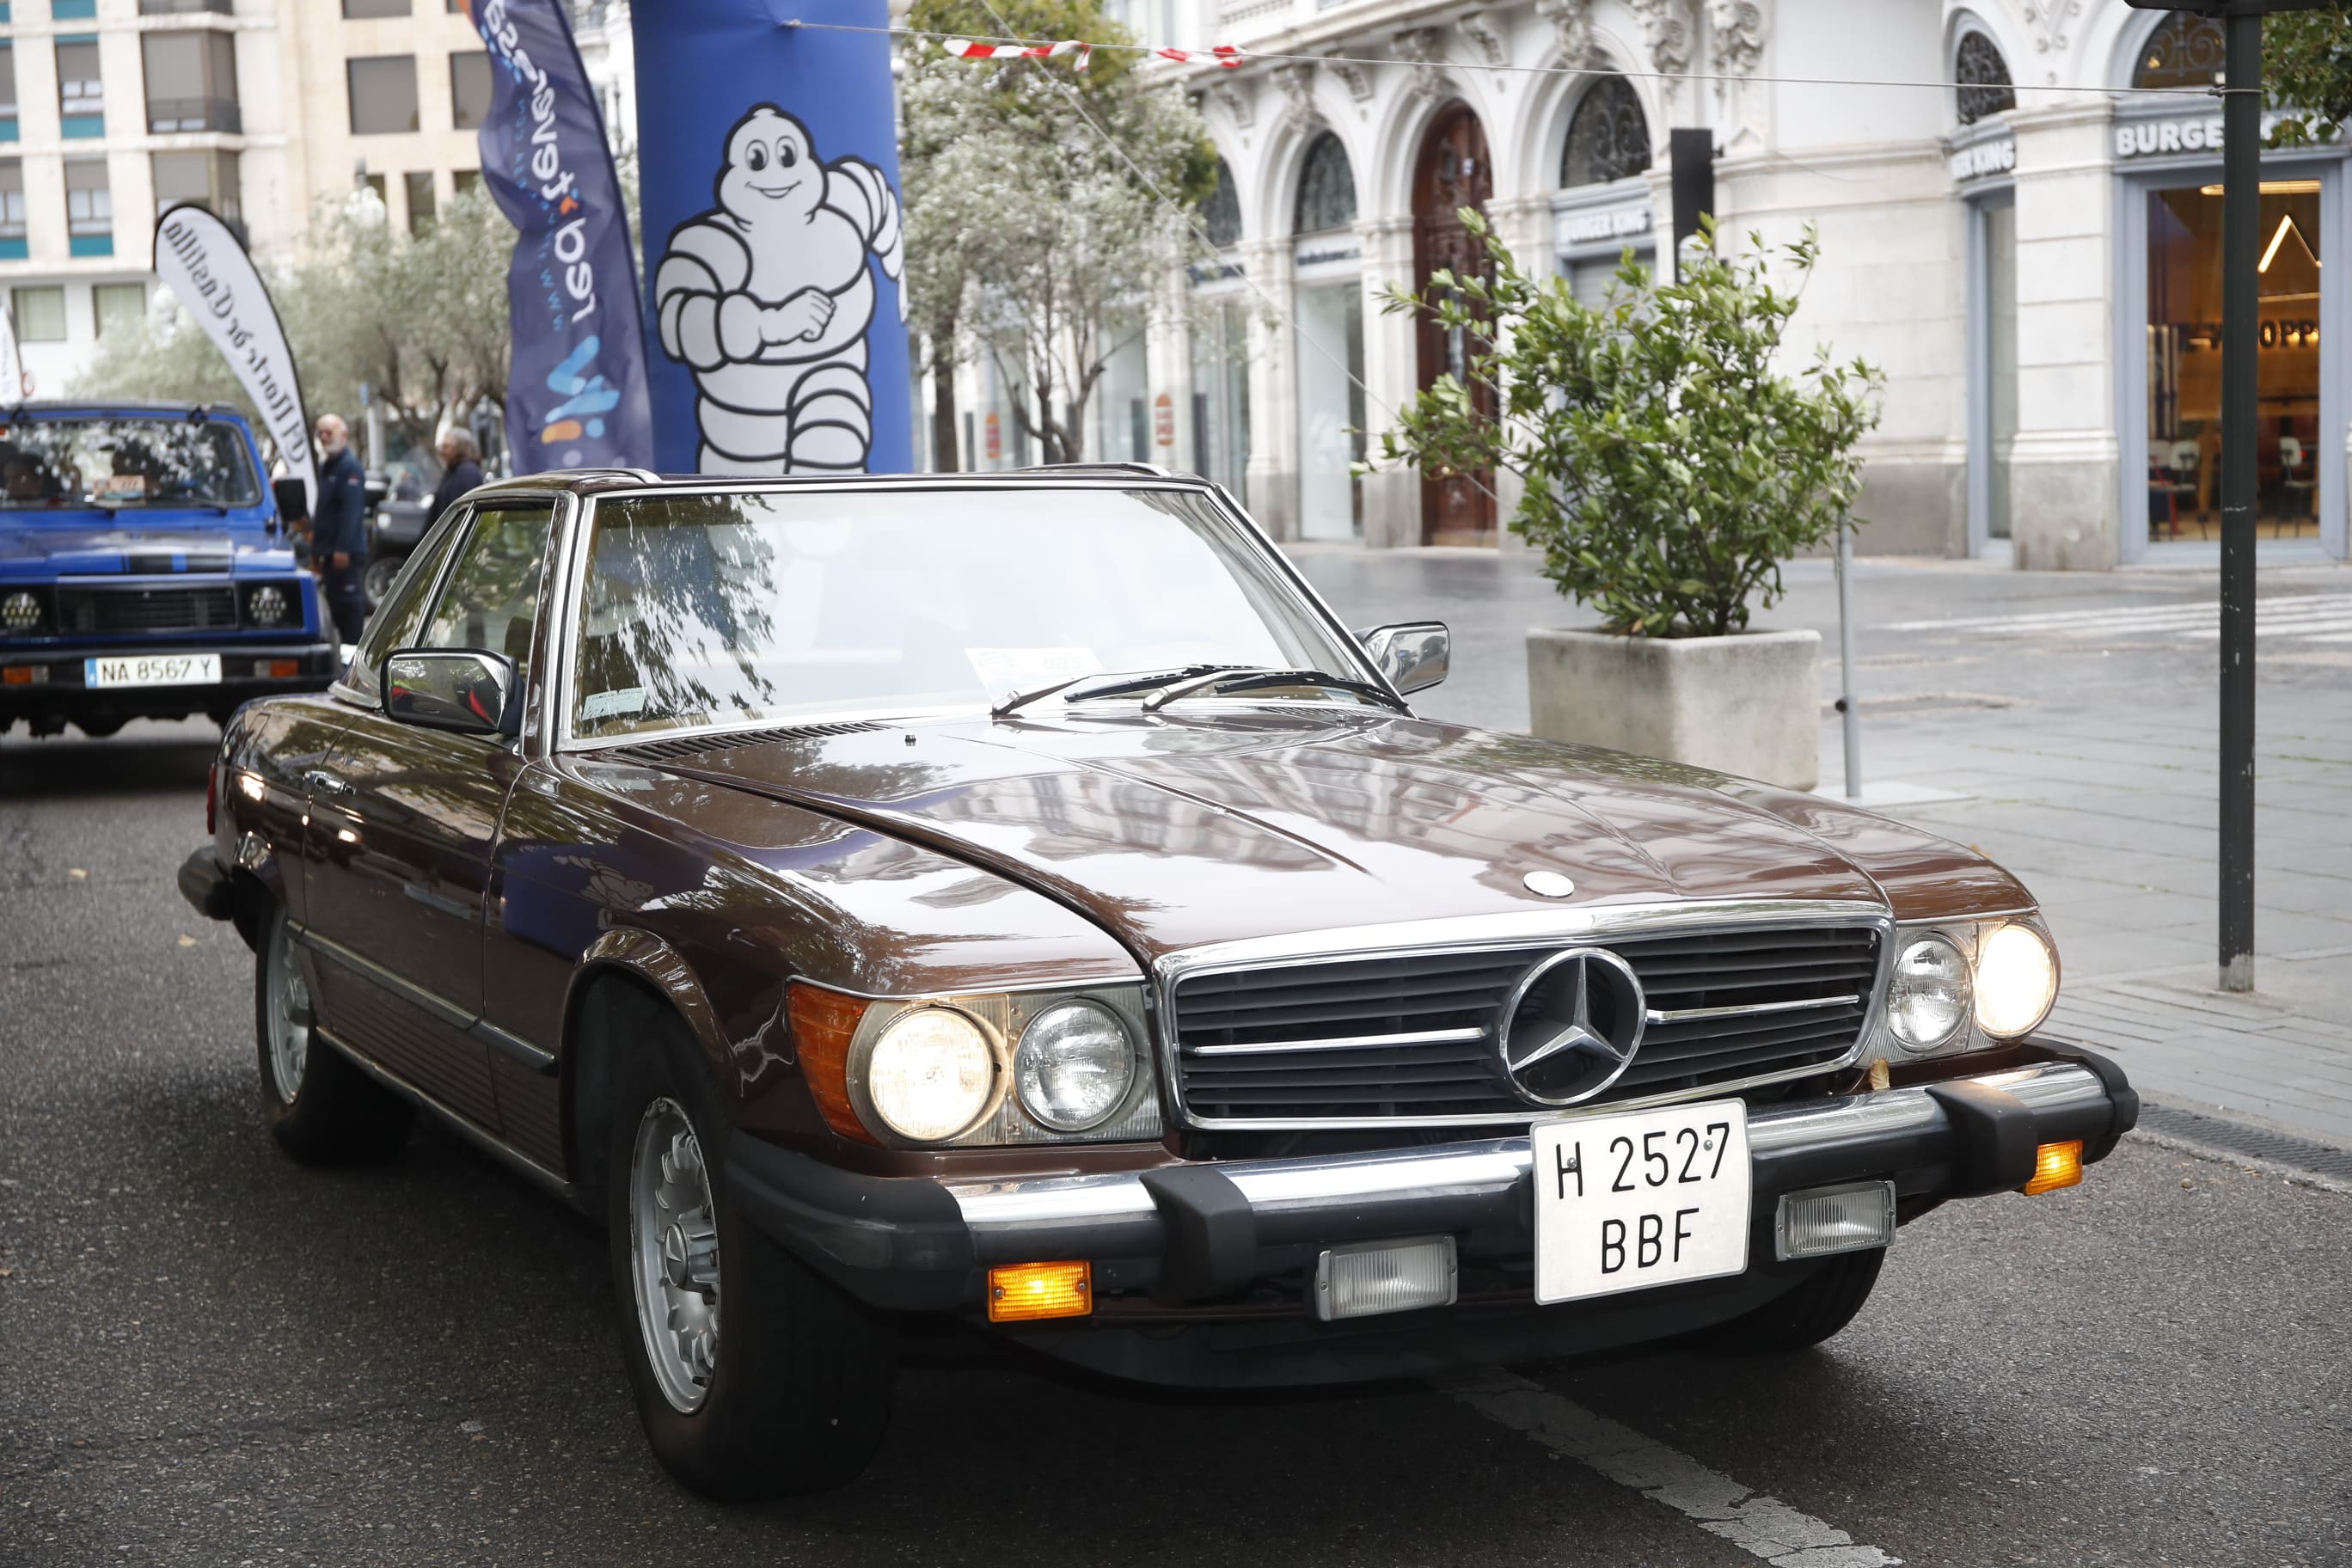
(383, 648, 518, 738)
(1357, 622, 1450, 695)
(272, 476, 309, 528)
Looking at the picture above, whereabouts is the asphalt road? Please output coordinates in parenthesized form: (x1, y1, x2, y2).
(3, 635, 2349, 1565)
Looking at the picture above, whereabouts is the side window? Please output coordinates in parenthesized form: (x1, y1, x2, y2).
(416, 504, 557, 688)
(343, 504, 472, 702)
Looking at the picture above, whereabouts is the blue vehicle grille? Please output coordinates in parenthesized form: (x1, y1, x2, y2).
(58, 584, 240, 635)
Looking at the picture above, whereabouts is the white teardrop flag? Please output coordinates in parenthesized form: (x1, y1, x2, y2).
(152, 204, 316, 512)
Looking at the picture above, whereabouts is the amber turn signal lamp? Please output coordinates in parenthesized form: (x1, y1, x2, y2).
(785, 982, 879, 1145)
(2024, 1140, 2084, 1196)
(988, 1261, 1091, 1322)
(1, 665, 34, 685)
(266, 658, 302, 679)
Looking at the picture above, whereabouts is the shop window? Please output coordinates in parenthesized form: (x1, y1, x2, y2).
(144, 29, 242, 134)
(1955, 32, 2014, 126)
(2135, 13, 2226, 91)
(1188, 297, 1250, 499)
(64, 157, 111, 257)
(1293, 132, 1357, 235)
(14, 285, 65, 342)
(1201, 158, 1240, 249)
(405, 170, 436, 236)
(57, 37, 103, 134)
(1295, 282, 1365, 540)
(347, 55, 420, 134)
(2145, 181, 2323, 542)
(451, 51, 493, 132)
(0, 159, 24, 260)
(94, 282, 145, 339)
(155, 149, 242, 237)
(1561, 75, 1650, 188)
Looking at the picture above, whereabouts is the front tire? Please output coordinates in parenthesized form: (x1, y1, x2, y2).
(606, 1010, 895, 1500)
(254, 904, 414, 1162)
(1702, 1248, 1884, 1355)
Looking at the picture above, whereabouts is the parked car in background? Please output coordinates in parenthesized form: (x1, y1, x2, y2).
(364, 465, 431, 610)
(179, 465, 2137, 1501)
(0, 401, 338, 738)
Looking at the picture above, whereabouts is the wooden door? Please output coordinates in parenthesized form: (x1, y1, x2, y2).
(1412, 104, 1497, 546)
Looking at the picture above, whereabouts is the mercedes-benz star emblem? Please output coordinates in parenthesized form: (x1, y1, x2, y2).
(1498, 947, 1647, 1106)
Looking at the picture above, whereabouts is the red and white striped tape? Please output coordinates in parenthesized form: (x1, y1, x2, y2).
(940, 37, 1246, 70)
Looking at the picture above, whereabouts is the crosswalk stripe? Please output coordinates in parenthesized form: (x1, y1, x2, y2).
(1883, 594, 2352, 634)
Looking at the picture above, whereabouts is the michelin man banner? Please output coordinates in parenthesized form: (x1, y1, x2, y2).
(632, 0, 912, 474)
(467, 0, 654, 473)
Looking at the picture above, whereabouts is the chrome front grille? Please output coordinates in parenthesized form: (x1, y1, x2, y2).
(1168, 923, 1883, 1126)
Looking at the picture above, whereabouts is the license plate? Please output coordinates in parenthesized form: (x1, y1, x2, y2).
(1532, 1099, 1752, 1305)
(83, 653, 222, 689)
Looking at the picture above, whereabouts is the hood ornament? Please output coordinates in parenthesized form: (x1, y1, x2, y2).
(1522, 870, 1576, 898)
(1498, 947, 1646, 1106)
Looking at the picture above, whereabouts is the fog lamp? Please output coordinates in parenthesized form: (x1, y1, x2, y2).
(988, 1260, 1091, 1322)
(2024, 1140, 2083, 1196)
(1313, 1235, 1457, 1321)
(1, 590, 44, 633)
(1775, 1180, 1896, 1260)
(1888, 934, 1970, 1052)
(864, 1007, 995, 1142)
(1975, 923, 2059, 1038)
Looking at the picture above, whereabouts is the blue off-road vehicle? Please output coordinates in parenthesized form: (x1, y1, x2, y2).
(0, 402, 337, 738)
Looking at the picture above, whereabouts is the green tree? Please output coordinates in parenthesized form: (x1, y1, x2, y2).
(2268, 7, 2352, 146)
(1374, 217, 1882, 639)
(899, 0, 1215, 465)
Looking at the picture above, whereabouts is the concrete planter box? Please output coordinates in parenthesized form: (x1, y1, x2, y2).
(1527, 627, 1821, 791)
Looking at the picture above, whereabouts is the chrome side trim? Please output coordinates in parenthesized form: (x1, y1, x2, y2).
(1152, 901, 1896, 1132)
(315, 1027, 573, 1200)
(294, 921, 556, 1075)
(1190, 1026, 1486, 1058)
(1649, 993, 1863, 1026)
(946, 1060, 2110, 1237)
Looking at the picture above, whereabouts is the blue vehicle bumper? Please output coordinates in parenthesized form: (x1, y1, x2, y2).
(0, 640, 338, 734)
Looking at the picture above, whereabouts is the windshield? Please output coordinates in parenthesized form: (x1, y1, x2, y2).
(0, 416, 262, 511)
(568, 486, 1366, 738)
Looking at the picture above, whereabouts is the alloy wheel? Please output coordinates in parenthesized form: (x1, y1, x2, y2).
(628, 1098, 722, 1414)
(263, 916, 311, 1103)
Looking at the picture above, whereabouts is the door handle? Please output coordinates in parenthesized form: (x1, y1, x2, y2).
(303, 769, 353, 797)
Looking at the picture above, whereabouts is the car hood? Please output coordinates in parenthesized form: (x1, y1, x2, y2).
(0, 521, 288, 575)
(612, 708, 2030, 965)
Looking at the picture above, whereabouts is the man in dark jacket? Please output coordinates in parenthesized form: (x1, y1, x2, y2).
(311, 414, 369, 646)
(426, 429, 484, 529)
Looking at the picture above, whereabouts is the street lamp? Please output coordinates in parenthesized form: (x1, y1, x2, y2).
(2124, 0, 2328, 993)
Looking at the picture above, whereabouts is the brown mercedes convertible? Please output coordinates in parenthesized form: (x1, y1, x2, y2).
(181, 466, 2136, 1498)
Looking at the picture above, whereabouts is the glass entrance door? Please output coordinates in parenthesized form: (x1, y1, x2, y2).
(2145, 181, 2324, 543)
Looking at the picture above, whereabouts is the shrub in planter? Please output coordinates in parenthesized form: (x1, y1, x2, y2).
(1374, 216, 1883, 788)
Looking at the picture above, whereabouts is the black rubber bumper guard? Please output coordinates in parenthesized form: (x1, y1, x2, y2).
(726, 1043, 2140, 1316)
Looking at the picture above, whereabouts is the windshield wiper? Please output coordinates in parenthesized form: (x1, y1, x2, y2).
(1138, 667, 1410, 714)
(991, 663, 1248, 719)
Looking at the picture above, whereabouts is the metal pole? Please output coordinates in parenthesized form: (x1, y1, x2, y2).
(2219, 9, 2261, 993)
(1836, 518, 1861, 799)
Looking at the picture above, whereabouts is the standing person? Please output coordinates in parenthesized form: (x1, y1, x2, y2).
(311, 414, 370, 647)
(426, 429, 484, 529)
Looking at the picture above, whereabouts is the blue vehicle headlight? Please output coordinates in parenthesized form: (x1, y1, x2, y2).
(242, 582, 293, 628)
(1, 589, 46, 634)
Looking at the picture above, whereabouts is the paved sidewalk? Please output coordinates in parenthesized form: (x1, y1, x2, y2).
(1293, 545, 2352, 1148)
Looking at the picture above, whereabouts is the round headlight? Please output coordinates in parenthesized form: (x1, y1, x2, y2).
(1888, 934, 1971, 1052)
(1, 590, 42, 633)
(1975, 923, 2058, 1038)
(864, 1008, 995, 1142)
(245, 583, 291, 628)
(1015, 1000, 1135, 1131)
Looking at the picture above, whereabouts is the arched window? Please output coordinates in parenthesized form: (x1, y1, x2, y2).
(1560, 76, 1651, 188)
(1955, 31, 2015, 126)
(1293, 132, 1357, 235)
(2135, 12, 2226, 90)
(1201, 157, 1241, 248)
